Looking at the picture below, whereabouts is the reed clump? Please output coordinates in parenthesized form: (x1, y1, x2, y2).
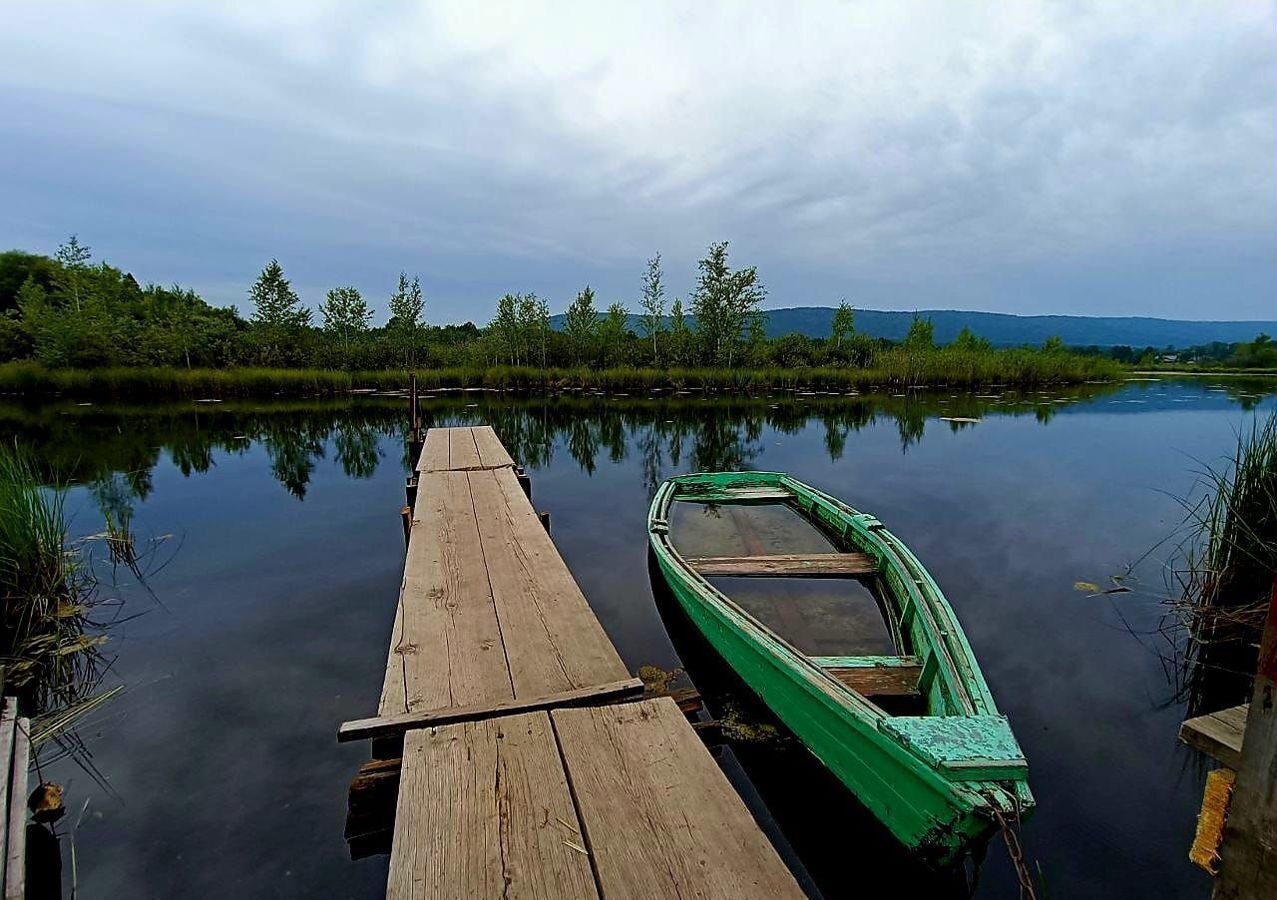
(0, 444, 106, 711)
(1168, 412, 1277, 711)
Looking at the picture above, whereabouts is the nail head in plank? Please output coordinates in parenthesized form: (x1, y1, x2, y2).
(342, 677, 645, 742)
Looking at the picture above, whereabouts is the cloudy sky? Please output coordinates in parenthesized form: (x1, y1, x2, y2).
(2, 1, 1274, 323)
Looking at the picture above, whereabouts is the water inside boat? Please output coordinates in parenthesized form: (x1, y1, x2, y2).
(668, 497, 920, 711)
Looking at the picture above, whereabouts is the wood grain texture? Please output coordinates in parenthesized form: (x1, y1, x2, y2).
(0, 699, 15, 891)
(551, 698, 804, 900)
(827, 664, 923, 698)
(471, 467, 629, 698)
(378, 598, 409, 716)
(387, 712, 598, 900)
(472, 426, 515, 470)
(688, 552, 876, 577)
(1180, 705, 1248, 770)
(3, 717, 26, 900)
(416, 428, 451, 474)
(342, 678, 643, 742)
(399, 471, 514, 713)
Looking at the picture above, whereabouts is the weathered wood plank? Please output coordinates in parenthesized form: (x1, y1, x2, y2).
(378, 599, 409, 717)
(4, 717, 27, 900)
(448, 428, 483, 471)
(398, 471, 513, 713)
(551, 698, 805, 900)
(688, 552, 876, 577)
(416, 428, 450, 474)
(826, 664, 922, 698)
(0, 699, 15, 892)
(470, 467, 630, 698)
(1180, 705, 1248, 770)
(387, 712, 598, 900)
(342, 678, 644, 742)
(472, 426, 515, 470)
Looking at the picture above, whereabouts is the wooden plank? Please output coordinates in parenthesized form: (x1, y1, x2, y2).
(416, 428, 450, 474)
(826, 664, 922, 698)
(551, 698, 805, 900)
(387, 711, 598, 900)
(1213, 581, 1277, 899)
(0, 699, 15, 892)
(378, 599, 409, 716)
(395, 471, 513, 714)
(1180, 706, 1248, 770)
(472, 425, 515, 470)
(342, 678, 644, 742)
(448, 428, 483, 471)
(470, 467, 630, 698)
(687, 552, 876, 577)
(4, 717, 26, 900)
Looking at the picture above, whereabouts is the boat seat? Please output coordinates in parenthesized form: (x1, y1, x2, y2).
(687, 552, 876, 578)
(812, 655, 922, 697)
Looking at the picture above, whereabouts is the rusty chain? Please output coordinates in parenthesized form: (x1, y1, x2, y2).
(984, 790, 1039, 900)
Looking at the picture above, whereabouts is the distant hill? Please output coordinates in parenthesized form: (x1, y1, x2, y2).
(552, 307, 1276, 348)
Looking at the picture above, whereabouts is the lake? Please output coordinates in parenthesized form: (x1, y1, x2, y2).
(2, 376, 1274, 899)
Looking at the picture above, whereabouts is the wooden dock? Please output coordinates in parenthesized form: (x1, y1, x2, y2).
(344, 425, 804, 899)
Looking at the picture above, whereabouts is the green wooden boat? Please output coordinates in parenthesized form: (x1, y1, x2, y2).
(648, 471, 1033, 866)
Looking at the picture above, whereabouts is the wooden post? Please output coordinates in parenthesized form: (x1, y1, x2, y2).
(405, 476, 417, 510)
(409, 373, 419, 441)
(515, 466, 531, 500)
(401, 506, 412, 548)
(539, 511, 550, 534)
(1213, 579, 1277, 900)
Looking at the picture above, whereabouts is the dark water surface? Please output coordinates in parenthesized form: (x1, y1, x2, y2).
(2, 377, 1275, 899)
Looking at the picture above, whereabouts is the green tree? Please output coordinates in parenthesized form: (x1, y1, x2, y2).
(904, 314, 934, 350)
(689, 242, 765, 367)
(489, 293, 521, 365)
(600, 302, 630, 367)
(953, 326, 991, 352)
(668, 297, 691, 367)
(54, 235, 92, 311)
(639, 253, 665, 365)
(563, 286, 599, 365)
(518, 293, 550, 368)
(388, 272, 425, 367)
(830, 300, 855, 349)
(248, 260, 311, 366)
(320, 286, 371, 364)
(1041, 335, 1065, 354)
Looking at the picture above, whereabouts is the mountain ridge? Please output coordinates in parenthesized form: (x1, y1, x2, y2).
(551, 307, 1276, 348)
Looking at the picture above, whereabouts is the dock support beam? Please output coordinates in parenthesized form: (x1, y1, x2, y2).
(407, 373, 422, 465)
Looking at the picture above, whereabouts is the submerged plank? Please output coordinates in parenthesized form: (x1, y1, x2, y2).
(1179, 704, 1248, 769)
(551, 698, 804, 900)
(688, 552, 876, 577)
(342, 678, 644, 742)
(826, 663, 922, 698)
(387, 712, 598, 900)
(471, 467, 630, 697)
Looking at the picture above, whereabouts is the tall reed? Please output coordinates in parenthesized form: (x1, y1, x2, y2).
(0, 444, 106, 711)
(1169, 412, 1277, 713)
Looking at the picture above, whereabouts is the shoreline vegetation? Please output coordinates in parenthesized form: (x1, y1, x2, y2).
(1, 238, 1135, 396)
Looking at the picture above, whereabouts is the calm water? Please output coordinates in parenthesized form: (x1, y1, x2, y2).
(3, 377, 1275, 899)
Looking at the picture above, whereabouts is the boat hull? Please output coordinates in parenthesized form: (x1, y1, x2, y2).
(648, 472, 1032, 867)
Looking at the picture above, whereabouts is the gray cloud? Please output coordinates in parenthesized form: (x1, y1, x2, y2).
(1, 0, 1273, 322)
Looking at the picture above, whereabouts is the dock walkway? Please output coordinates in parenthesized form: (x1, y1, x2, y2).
(346, 425, 804, 899)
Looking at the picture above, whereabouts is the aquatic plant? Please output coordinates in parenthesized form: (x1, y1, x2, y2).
(1167, 412, 1277, 712)
(0, 444, 107, 711)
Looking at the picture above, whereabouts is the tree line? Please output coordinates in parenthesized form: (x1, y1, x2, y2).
(0, 236, 1154, 373)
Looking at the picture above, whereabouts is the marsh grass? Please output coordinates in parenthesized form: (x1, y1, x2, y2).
(1166, 412, 1277, 713)
(0, 350, 1123, 399)
(0, 444, 107, 712)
